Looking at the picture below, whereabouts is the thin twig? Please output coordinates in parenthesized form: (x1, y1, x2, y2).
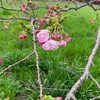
(0, 28, 33, 44)
(65, 27, 100, 100)
(89, 73, 100, 89)
(0, 17, 30, 21)
(61, 0, 97, 12)
(90, 96, 100, 100)
(0, 52, 35, 76)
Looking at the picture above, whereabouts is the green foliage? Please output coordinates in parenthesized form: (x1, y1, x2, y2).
(0, 1, 100, 100)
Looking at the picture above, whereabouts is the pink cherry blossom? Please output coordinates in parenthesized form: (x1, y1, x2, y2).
(51, 34, 57, 39)
(34, 2, 38, 8)
(3, 22, 8, 29)
(51, 34, 61, 39)
(59, 40, 66, 46)
(49, 5, 54, 10)
(18, 34, 28, 39)
(35, 30, 39, 34)
(43, 14, 47, 18)
(23, 34, 28, 38)
(42, 40, 59, 50)
(56, 34, 61, 38)
(22, 8, 26, 12)
(37, 30, 49, 44)
(65, 33, 69, 37)
(56, 97, 63, 100)
(89, 19, 94, 24)
(71, 0, 75, 2)
(58, 12, 62, 17)
(38, 25, 41, 30)
(22, 4, 28, 9)
(21, 4, 28, 12)
(0, 58, 2, 64)
(45, 19, 50, 25)
(65, 37, 71, 43)
(48, 9, 51, 14)
(40, 30, 49, 33)
(19, 35, 24, 39)
(39, 18, 44, 25)
(50, 13, 56, 17)
(96, 0, 100, 2)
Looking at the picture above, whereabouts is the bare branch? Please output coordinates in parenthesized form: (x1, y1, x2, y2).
(31, 18, 43, 100)
(0, 52, 35, 76)
(65, 27, 100, 100)
(90, 96, 100, 100)
(0, 17, 30, 21)
(89, 73, 100, 89)
(61, 0, 97, 12)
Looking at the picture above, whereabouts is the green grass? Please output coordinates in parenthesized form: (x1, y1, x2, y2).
(0, 1, 100, 100)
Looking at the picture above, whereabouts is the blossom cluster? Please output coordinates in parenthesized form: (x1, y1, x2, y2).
(21, 2, 38, 12)
(3, 2, 71, 51)
(37, 30, 71, 51)
(21, 3, 28, 12)
(36, 4, 71, 50)
(35, 3, 68, 34)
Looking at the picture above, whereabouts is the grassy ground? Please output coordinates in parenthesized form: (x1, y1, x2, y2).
(0, 1, 100, 100)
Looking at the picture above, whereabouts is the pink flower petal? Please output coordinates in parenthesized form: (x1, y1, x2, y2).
(42, 40, 59, 50)
(59, 40, 66, 46)
(0, 58, 2, 64)
(37, 30, 49, 44)
(3, 22, 8, 29)
(39, 18, 44, 25)
(89, 19, 94, 24)
(56, 97, 63, 100)
(34, 2, 38, 8)
(65, 37, 71, 43)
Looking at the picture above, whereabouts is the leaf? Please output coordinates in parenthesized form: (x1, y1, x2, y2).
(42, 95, 54, 100)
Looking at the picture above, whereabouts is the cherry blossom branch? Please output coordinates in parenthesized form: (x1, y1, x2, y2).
(0, 52, 35, 76)
(0, 0, 29, 15)
(65, 27, 100, 100)
(0, 3, 20, 11)
(1, 0, 99, 13)
(31, 18, 43, 100)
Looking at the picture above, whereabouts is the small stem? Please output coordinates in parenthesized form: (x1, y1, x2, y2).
(89, 73, 100, 89)
(90, 96, 100, 100)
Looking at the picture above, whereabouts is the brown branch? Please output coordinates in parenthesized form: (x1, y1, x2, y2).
(65, 27, 100, 100)
(0, 52, 35, 76)
(27, 0, 98, 12)
(0, 17, 30, 21)
(0, 1, 29, 15)
(61, 0, 97, 12)
(31, 18, 43, 100)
